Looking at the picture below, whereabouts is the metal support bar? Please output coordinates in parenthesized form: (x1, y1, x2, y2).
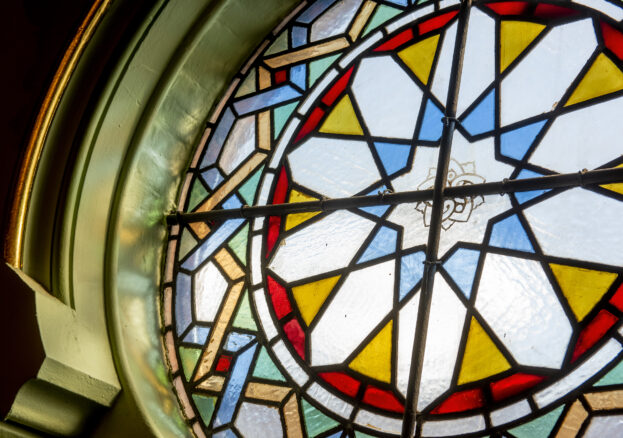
(166, 165, 623, 225)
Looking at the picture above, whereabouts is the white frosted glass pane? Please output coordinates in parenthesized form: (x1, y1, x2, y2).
(235, 402, 283, 438)
(431, 21, 457, 104)
(251, 234, 263, 285)
(269, 210, 375, 282)
(422, 415, 485, 437)
(254, 288, 278, 341)
(218, 115, 255, 174)
(529, 95, 623, 173)
(269, 119, 300, 169)
(583, 414, 623, 438)
(288, 137, 381, 198)
(195, 261, 228, 322)
(256, 173, 274, 206)
(574, 0, 623, 20)
(311, 0, 362, 42)
(524, 188, 623, 267)
(501, 19, 596, 126)
(456, 8, 495, 116)
(253, 217, 265, 231)
(306, 382, 353, 418)
(354, 409, 403, 435)
(298, 68, 338, 115)
(418, 274, 467, 410)
(398, 292, 420, 397)
(352, 56, 423, 139)
(385, 5, 435, 34)
(338, 31, 383, 68)
(534, 338, 622, 408)
(273, 340, 309, 386)
(490, 399, 531, 427)
(476, 253, 572, 368)
(310, 260, 395, 366)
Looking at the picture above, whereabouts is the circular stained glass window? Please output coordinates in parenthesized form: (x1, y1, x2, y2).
(163, 1, 623, 437)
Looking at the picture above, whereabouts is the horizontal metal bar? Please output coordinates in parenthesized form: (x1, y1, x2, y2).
(167, 166, 623, 225)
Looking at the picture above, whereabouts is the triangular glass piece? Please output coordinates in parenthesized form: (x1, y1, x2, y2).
(458, 317, 511, 384)
(358, 226, 398, 263)
(490, 215, 534, 252)
(514, 169, 549, 204)
(400, 251, 426, 301)
(550, 263, 617, 322)
(566, 53, 623, 106)
(319, 95, 364, 135)
(292, 275, 341, 325)
(398, 34, 440, 85)
(285, 189, 321, 231)
(360, 186, 391, 217)
(500, 21, 545, 72)
(500, 120, 547, 160)
(374, 142, 411, 176)
(461, 89, 495, 135)
(601, 164, 623, 195)
(418, 99, 444, 141)
(443, 248, 480, 299)
(349, 321, 393, 383)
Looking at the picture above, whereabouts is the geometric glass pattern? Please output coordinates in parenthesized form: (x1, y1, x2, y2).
(162, 0, 623, 436)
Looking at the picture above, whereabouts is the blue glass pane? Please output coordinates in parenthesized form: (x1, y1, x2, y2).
(183, 325, 211, 345)
(514, 169, 549, 204)
(297, 0, 339, 23)
(202, 108, 236, 167)
(400, 251, 426, 300)
(290, 64, 306, 90)
(443, 248, 480, 299)
(175, 273, 192, 335)
(500, 120, 547, 161)
(201, 167, 224, 190)
(233, 86, 302, 115)
(225, 332, 255, 352)
(292, 26, 308, 48)
(374, 142, 411, 176)
(490, 215, 534, 252)
(358, 226, 398, 263)
(419, 99, 444, 141)
(462, 89, 495, 136)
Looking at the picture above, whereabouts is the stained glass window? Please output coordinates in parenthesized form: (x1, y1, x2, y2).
(162, 0, 623, 436)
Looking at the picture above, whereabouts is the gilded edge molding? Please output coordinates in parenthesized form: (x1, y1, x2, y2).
(4, 0, 111, 269)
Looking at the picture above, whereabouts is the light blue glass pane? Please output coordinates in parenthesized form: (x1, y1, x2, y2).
(182, 218, 245, 270)
(297, 0, 339, 23)
(214, 343, 257, 426)
(290, 64, 306, 90)
(175, 273, 192, 335)
(595, 359, 623, 386)
(490, 215, 534, 252)
(202, 108, 236, 167)
(222, 194, 242, 209)
(292, 25, 308, 48)
(443, 248, 480, 299)
(386, 0, 409, 5)
(183, 325, 211, 345)
(201, 167, 224, 190)
(400, 251, 426, 300)
(419, 99, 444, 141)
(360, 186, 390, 217)
(514, 169, 549, 204)
(326, 432, 343, 438)
(462, 89, 495, 136)
(213, 429, 237, 438)
(500, 120, 547, 161)
(508, 405, 564, 438)
(225, 332, 255, 352)
(358, 226, 398, 263)
(233, 86, 302, 115)
(374, 142, 411, 176)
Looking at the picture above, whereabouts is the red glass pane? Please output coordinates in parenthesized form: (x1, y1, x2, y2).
(485, 1, 530, 15)
(275, 69, 287, 84)
(319, 372, 361, 397)
(267, 276, 292, 320)
(572, 309, 618, 362)
(374, 28, 415, 52)
(534, 3, 578, 18)
(283, 319, 306, 359)
(216, 354, 232, 372)
(490, 373, 545, 402)
(272, 166, 289, 205)
(363, 386, 404, 413)
(609, 283, 623, 312)
(321, 66, 355, 106)
(418, 10, 459, 35)
(295, 107, 325, 142)
(266, 167, 288, 255)
(602, 21, 623, 61)
(431, 388, 485, 414)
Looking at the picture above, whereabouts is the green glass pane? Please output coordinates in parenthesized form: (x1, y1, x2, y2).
(308, 54, 341, 87)
(252, 346, 286, 382)
(595, 359, 623, 386)
(266, 31, 288, 55)
(233, 290, 258, 331)
(192, 393, 217, 427)
(187, 178, 209, 211)
(361, 5, 402, 37)
(273, 101, 299, 139)
(228, 222, 249, 266)
(355, 431, 379, 438)
(179, 346, 202, 381)
(179, 227, 197, 259)
(239, 167, 263, 206)
(508, 405, 564, 438)
(302, 398, 339, 437)
(236, 68, 257, 98)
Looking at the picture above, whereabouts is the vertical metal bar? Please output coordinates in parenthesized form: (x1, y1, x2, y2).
(402, 0, 472, 435)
